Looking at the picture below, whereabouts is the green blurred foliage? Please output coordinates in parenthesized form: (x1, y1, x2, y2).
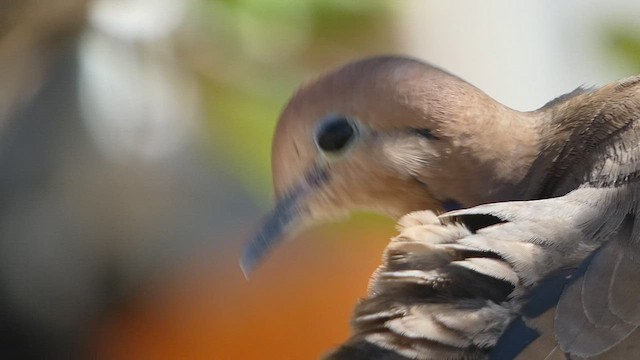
(604, 26, 640, 74)
(189, 0, 396, 203)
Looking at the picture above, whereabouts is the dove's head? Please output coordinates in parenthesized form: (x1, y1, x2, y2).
(241, 56, 538, 275)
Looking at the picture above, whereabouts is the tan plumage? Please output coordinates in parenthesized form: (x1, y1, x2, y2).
(241, 55, 640, 359)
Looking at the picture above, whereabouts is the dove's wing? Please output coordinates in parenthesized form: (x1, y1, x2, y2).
(327, 185, 640, 359)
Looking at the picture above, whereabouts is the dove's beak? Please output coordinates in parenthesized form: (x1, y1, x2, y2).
(240, 166, 330, 277)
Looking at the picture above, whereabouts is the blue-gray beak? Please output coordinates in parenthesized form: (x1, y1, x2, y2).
(240, 166, 329, 277)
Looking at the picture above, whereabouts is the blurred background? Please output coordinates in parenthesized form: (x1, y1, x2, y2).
(2, 0, 640, 359)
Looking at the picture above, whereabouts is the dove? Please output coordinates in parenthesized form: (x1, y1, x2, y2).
(241, 55, 640, 359)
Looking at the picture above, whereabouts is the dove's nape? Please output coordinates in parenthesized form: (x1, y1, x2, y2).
(243, 55, 640, 359)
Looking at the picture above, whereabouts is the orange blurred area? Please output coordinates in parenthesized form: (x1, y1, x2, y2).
(93, 223, 395, 359)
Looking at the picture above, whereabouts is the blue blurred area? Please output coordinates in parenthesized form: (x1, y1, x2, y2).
(0, 37, 261, 358)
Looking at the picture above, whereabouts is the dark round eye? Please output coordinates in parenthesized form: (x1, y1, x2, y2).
(315, 117, 357, 153)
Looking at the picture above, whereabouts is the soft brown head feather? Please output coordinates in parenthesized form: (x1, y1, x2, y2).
(272, 56, 539, 219)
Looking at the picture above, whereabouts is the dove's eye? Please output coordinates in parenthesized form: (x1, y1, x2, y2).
(412, 128, 439, 140)
(315, 116, 358, 153)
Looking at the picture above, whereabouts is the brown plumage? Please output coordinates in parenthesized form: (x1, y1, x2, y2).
(242, 55, 640, 359)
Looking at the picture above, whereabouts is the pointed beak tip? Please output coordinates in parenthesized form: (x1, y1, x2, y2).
(239, 225, 277, 279)
(237, 165, 329, 277)
(239, 258, 252, 280)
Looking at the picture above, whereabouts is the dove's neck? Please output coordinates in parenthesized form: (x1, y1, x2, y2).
(519, 83, 635, 199)
(425, 100, 542, 207)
